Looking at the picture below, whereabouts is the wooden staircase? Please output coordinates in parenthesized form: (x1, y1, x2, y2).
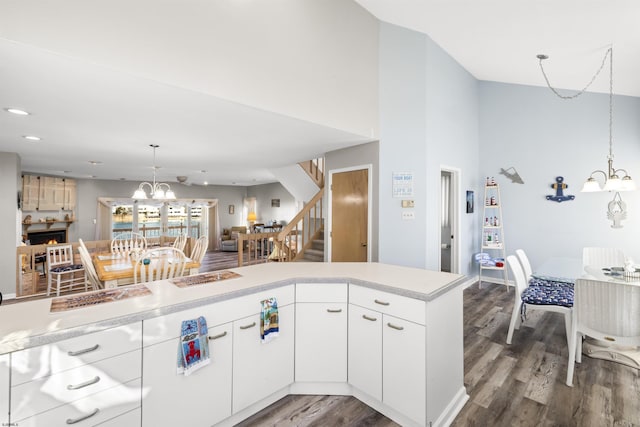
(237, 157, 325, 266)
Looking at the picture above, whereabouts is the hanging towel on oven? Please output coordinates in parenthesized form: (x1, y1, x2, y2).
(260, 297, 279, 343)
(176, 316, 210, 376)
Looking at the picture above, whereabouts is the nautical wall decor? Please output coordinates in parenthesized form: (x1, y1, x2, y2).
(546, 176, 575, 203)
(499, 167, 524, 184)
(607, 192, 626, 229)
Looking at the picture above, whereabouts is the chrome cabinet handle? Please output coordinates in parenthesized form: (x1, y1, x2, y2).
(240, 322, 256, 330)
(362, 314, 377, 321)
(326, 308, 342, 313)
(387, 322, 404, 331)
(374, 299, 390, 306)
(67, 408, 99, 424)
(67, 344, 100, 357)
(208, 331, 228, 340)
(67, 376, 100, 390)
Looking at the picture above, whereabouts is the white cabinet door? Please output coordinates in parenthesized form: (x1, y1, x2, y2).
(142, 322, 232, 427)
(383, 314, 426, 426)
(295, 302, 347, 382)
(232, 304, 294, 413)
(347, 304, 382, 401)
(0, 354, 8, 426)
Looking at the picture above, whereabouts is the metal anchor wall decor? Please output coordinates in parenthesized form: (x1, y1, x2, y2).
(546, 176, 575, 203)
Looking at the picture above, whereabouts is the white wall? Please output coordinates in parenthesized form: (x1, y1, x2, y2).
(246, 182, 297, 226)
(378, 23, 480, 275)
(0, 0, 379, 138)
(479, 81, 640, 270)
(1, 152, 21, 298)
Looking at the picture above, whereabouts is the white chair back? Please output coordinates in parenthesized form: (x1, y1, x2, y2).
(190, 236, 209, 264)
(582, 247, 625, 270)
(135, 247, 187, 284)
(46, 244, 75, 269)
(172, 234, 187, 252)
(515, 249, 533, 283)
(112, 232, 147, 255)
(567, 278, 640, 386)
(77, 242, 102, 291)
(507, 255, 527, 297)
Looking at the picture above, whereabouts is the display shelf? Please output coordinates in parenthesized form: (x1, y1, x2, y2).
(479, 181, 508, 287)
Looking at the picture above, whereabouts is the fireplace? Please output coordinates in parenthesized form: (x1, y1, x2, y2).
(27, 229, 67, 245)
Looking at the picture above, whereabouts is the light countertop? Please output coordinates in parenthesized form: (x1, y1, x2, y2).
(0, 262, 465, 354)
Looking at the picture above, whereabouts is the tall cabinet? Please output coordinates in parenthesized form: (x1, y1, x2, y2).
(479, 179, 508, 287)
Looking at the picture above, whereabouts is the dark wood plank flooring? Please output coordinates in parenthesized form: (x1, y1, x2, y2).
(8, 257, 640, 426)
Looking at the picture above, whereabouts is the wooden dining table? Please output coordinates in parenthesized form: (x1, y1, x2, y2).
(93, 250, 201, 289)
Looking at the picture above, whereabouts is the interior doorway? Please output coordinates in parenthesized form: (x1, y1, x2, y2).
(329, 166, 371, 262)
(440, 167, 460, 273)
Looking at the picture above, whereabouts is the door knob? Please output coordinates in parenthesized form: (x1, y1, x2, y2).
(361, 243, 367, 247)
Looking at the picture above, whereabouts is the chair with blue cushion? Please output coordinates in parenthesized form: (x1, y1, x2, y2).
(46, 244, 87, 296)
(506, 255, 573, 347)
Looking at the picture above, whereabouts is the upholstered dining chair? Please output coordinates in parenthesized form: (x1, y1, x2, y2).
(172, 234, 187, 252)
(566, 278, 640, 386)
(111, 232, 147, 255)
(506, 255, 573, 347)
(190, 236, 209, 265)
(134, 247, 187, 284)
(46, 244, 87, 296)
(77, 239, 102, 291)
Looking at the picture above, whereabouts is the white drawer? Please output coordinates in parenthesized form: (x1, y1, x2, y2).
(14, 379, 141, 427)
(12, 350, 141, 421)
(12, 322, 142, 385)
(349, 285, 425, 325)
(296, 282, 347, 303)
(143, 285, 294, 346)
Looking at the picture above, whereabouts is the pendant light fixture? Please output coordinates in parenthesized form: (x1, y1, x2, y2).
(132, 144, 176, 200)
(537, 47, 636, 193)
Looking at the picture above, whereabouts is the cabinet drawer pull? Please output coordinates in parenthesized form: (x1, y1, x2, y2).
(374, 299, 390, 306)
(67, 344, 100, 357)
(208, 331, 228, 340)
(362, 314, 377, 322)
(326, 308, 342, 313)
(67, 376, 101, 390)
(387, 322, 404, 331)
(240, 322, 256, 330)
(66, 408, 99, 424)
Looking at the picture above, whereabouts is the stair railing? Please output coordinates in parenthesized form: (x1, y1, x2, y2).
(272, 187, 325, 263)
(298, 157, 324, 189)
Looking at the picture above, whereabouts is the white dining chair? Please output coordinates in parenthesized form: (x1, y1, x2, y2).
(582, 247, 625, 271)
(566, 278, 640, 386)
(172, 234, 187, 252)
(515, 249, 533, 283)
(134, 247, 187, 284)
(111, 232, 147, 255)
(506, 255, 573, 347)
(46, 244, 87, 296)
(190, 236, 209, 265)
(77, 241, 103, 291)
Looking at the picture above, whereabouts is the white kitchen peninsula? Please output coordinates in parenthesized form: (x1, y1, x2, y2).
(0, 262, 469, 427)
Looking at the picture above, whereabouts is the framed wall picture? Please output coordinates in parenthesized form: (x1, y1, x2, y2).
(228, 205, 235, 215)
(271, 199, 280, 207)
(466, 191, 474, 214)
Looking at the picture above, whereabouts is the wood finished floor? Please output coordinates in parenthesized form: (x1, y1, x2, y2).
(9, 256, 640, 425)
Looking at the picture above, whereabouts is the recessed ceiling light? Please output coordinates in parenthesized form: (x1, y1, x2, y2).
(203, 181, 208, 186)
(23, 135, 41, 141)
(89, 161, 102, 165)
(5, 108, 30, 116)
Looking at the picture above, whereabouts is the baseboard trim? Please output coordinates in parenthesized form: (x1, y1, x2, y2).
(432, 386, 469, 427)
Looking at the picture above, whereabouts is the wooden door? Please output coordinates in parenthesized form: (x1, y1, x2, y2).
(331, 169, 368, 262)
